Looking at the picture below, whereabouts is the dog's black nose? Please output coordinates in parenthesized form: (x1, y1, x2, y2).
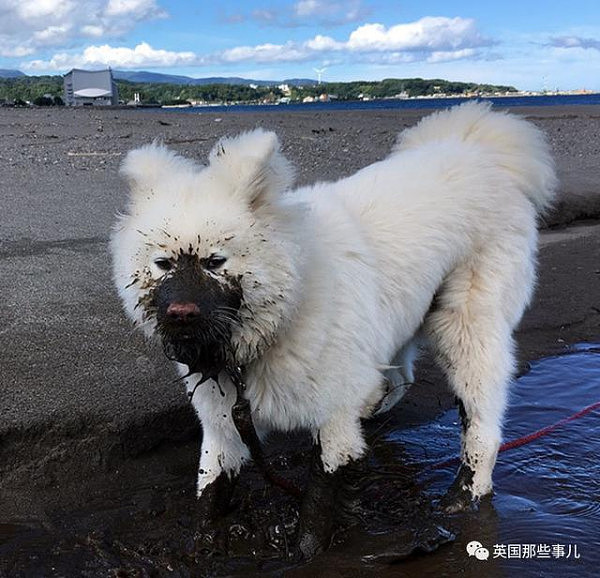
(166, 302, 201, 323)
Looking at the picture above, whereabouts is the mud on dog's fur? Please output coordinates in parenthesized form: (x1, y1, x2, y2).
(111, 102, 556, 535)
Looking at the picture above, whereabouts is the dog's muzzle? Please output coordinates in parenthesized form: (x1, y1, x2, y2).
(151, 255, 243, 379)
(162, 328, 230, 382)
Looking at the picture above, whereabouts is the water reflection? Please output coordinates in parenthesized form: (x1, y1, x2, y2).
(386, 345, 600, 576)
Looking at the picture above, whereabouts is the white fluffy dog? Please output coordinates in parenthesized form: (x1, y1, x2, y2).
(111, 102, 556, 550)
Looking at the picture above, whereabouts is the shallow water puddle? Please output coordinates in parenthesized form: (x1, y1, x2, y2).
(1, 346, 598, 577)
(383, 344, 600, 576)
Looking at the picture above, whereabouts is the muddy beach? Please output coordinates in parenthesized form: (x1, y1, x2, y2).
(0, 104, 599, 577)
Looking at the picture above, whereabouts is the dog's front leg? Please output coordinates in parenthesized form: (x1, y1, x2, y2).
(190, 381, 250, 520)
(296, 413, 367, 558)
(194, 424, 246, 520)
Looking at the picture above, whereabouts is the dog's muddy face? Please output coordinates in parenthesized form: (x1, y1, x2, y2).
(149, 252, 243, 379)
(112, 129, 305, 370)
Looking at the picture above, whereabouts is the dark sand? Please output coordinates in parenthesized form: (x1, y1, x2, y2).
(0, 104, 599, 576)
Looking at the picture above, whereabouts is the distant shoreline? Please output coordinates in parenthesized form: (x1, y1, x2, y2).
(150, 92, 600, 114)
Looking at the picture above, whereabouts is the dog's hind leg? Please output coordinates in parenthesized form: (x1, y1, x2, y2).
(424, 245, 534, 511)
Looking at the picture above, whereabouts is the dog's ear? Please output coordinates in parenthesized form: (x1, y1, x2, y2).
(120, 143, 197, 204)
(208, 129, 294, 209)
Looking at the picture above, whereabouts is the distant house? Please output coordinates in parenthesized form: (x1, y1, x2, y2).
(63, 69, 118, 106)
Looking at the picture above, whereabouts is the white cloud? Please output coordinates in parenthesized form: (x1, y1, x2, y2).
(294, 0, 318, 17)
(25, 42, 199, 70)
(251, 9, 278, 24)
(81, 25, 106, 38)
(0, 44, 35, 58)
(105, 0, 164, 18)
(304, 35, 344, 52)
(15, 0, 75, 21)
(0, 0, 166, 57)
(220, 42, 309, 64)
(33, 25, 72, 46)
(227, 0, 368, 28)
(293, 0, 368, 24)
(220, 17, 490, 64)
(548, 35, 600, 51)
(20, 16, 492, 72)
(347, 18, 487, 52)
(427, 48, 478, 63)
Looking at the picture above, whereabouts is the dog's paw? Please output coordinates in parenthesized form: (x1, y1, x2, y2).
(438, 464, 480, 513)
(439, 486, 479, 514)
(195, 472, 237, 522)
(298, 525, 333, 559)
(288, 527, 330, 563)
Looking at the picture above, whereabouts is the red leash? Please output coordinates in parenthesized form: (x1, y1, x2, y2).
(431, 400, 600, 470)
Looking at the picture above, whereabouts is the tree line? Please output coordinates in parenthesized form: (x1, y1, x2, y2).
(0, 75, 517, 106)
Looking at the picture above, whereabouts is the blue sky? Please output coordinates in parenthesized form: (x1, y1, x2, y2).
(1, 0, 599, 90)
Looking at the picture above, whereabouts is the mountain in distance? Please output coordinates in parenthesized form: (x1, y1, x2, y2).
(112, 70, 316, 86)
(112, 70, 205, 84)
(0, 68, 318, 86)
(0, 69, 26, 78)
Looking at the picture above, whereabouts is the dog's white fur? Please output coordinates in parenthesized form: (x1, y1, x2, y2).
(111, 102, 556, 501)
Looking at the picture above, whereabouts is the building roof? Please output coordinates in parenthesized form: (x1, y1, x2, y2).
(65, 69, 115, 94)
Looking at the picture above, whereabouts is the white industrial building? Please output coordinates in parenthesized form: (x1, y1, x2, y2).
(63, 69, 119, 106)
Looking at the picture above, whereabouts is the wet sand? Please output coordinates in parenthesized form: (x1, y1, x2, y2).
(0, 104, 599, 576)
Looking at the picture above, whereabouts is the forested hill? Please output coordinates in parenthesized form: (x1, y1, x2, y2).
(0, 74, 517, 105)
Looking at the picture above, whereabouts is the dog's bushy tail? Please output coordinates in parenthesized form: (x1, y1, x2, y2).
(393, 101, 558, 215)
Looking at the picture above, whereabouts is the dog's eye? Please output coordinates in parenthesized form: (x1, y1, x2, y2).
(205, 255, 227, 270)
(154, 258, 173, 272)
